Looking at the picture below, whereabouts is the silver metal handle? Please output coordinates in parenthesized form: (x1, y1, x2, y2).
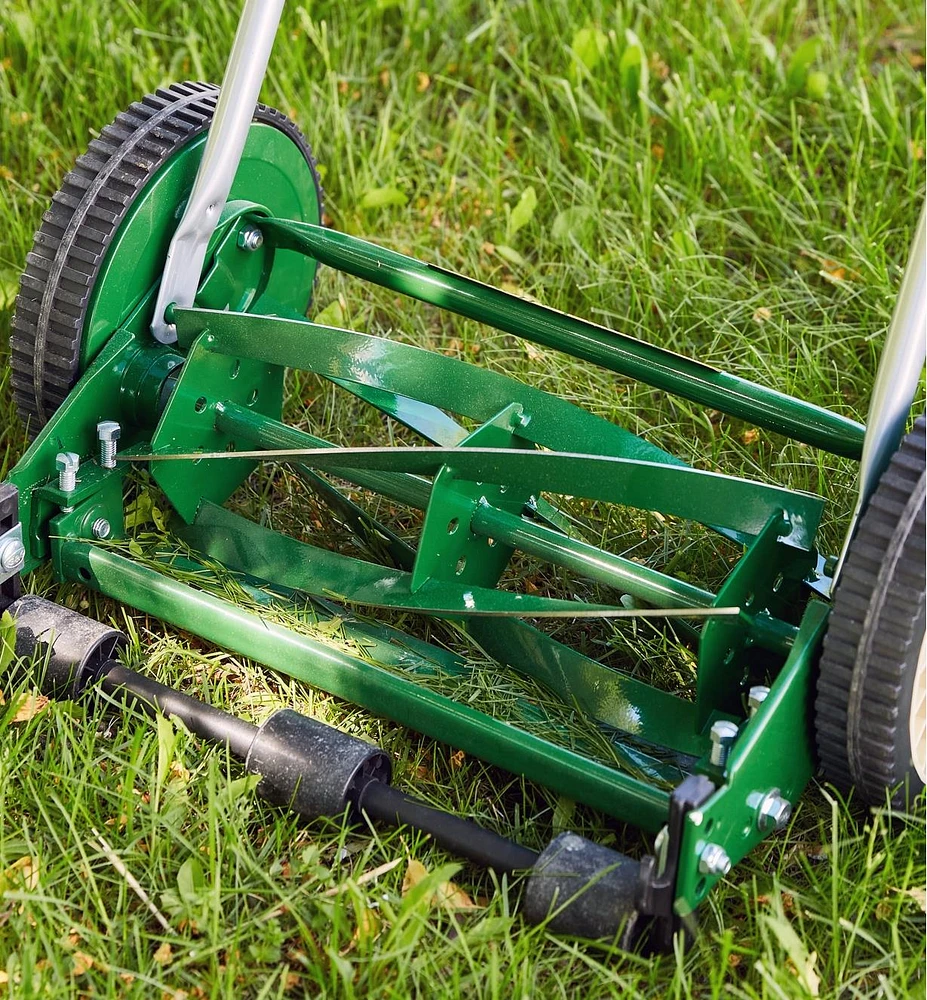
(150, 0, 286, 344)
(834, 206, 926, 585)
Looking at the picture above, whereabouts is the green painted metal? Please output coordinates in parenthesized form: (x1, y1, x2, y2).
(217, 403, 721, 613)
(56, 539, 673, 830)
(169, 312, 824, 546)
(174, 308, 700, 467)
(470, 502, 717, 611)
(411, 403, 535, 592)
(8, 328, 141, 571)
(149, 333, 283, 522)
(177, 501, 703, 620)
(177, 501, 710, 755)
(0, 80, 863, 942)
(697, 515, 815, 727)
(81, 124, 321, 372)
(262, 218, 866, 459)
(674, 600, 829, 915)
(215, 401, 433, 509)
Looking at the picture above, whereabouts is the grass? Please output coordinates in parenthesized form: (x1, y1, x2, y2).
(0, 0, 925, 996)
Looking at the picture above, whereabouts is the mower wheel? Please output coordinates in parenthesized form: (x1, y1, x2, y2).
(815, 416, 926, 806)
(10, 81, 322, 437)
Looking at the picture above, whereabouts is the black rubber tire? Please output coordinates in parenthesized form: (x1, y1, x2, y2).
(815, 416, 926, 807)
(10, 81, 322, 437)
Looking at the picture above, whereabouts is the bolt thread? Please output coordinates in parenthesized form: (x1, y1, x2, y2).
(709, 742, 729, 767)
(100, 440, 117, 469)
(91, 518, 111, 540)
(59, 469, 76, 493)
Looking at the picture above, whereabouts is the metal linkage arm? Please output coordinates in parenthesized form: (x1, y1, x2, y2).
(150, 0, 286, 343)
(261, 218, 866, 458)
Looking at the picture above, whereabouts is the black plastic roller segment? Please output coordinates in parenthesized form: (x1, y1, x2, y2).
(522, 832, 643, 942)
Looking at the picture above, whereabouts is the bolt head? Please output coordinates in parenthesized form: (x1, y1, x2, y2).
(237, 225, 264, 251)
(55, 452, 80, 473)
(709, 720, 739, 745)
(748, 685, 771, 715)
(0, 539, 25, 572)
(698, 843, 732, 876)
(757, 792, 792, 832)
(97, 421, 121, 442)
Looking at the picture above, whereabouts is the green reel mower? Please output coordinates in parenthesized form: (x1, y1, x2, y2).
(1, 1, 924, 949)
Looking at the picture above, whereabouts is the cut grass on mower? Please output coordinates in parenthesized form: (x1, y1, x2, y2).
(0, 0, 925, 997)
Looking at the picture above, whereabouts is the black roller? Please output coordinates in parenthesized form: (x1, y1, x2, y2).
(245, 709, 391, 819)
(357, 780, 539, 873)
(9, 595, 127, 698)
(522, 832, 641, 940)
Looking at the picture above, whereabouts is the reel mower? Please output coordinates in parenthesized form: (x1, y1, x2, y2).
(2, 1, 924, 948)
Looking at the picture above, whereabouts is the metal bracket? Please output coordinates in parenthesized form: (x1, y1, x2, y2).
(634, 773, 716, 953)
(0, 485, 23, 610)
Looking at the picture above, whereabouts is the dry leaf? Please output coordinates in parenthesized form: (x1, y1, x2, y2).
(0, 971, 8, 984)
(341, 906, 381, 954)
(891, 885, 927, 911)
(434, 880, 477, 910)
(0, 856, 39, 892)
(742, 428, 760, 445)
(72, 952, 94, 975)
(416, 72, 431, 92)
(650, 143, 665, 160)
(802, 952, 821, 996)
(449, 750, 466, 769)
(402, 859, 429, 897)
(10, 693, 49, 723)
(152, 942, 173, 965)
(753, 306, 772, 323)
(402, 859, 478, 911)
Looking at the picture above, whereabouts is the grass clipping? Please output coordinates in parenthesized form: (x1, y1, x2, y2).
(106, 530, 677, 787)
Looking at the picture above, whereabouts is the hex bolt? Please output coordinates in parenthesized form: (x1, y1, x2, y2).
(756, 791, 792, 833)
(748, 685, 770, 717)
(97, 421, 121, 470)
(698, 843, 732, 876)
(237, 225, 264, 251)
(56, 452, 80, 494)
(91, 518, 112, 540)
(709, 719, 739, 767)
(0, 537, 25, 573)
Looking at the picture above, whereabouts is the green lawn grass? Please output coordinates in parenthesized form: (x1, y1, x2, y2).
(0, 0, 925, 996)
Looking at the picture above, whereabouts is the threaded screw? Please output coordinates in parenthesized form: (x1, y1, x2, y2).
(91, 518, 112, 540)
(698, 843, 731, 876)
(709, 720, 739, 767)
(56, 452, 80, 494)
(97, 421, 121, 470)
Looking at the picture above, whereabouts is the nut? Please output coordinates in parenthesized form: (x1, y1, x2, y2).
(756, 791, 792, 832)
(698, 843, 731, 876)
(237, 225, 264, 251)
